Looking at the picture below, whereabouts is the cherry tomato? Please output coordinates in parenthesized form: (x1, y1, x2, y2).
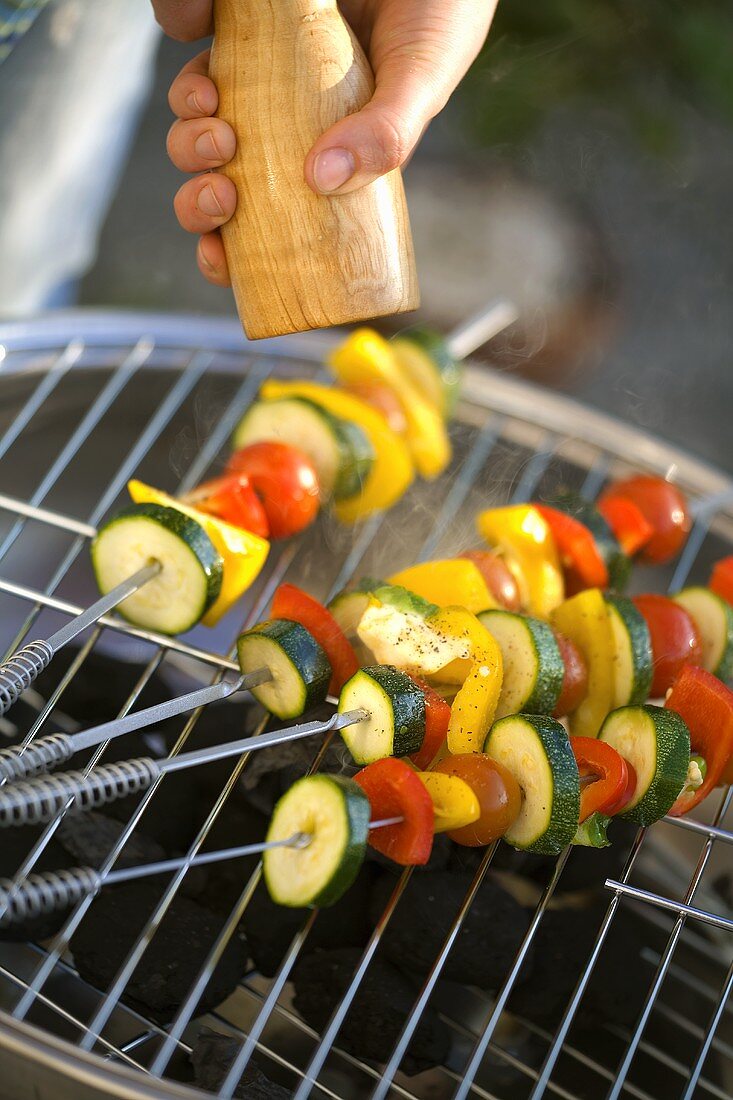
(434, 753, 521, 846)
(271, 583, 358, 694)
(183, 473, 269, 538)
(407, 676, 451, 770)
(340, 383, 407, 435)
(227, 442, 320, 539)
(553, 631, 589, 717)
(599, 476, 690, 564)
(710, 556, 733, 607)
(460, 550, 521, 611)
(632, 594, 703, 697)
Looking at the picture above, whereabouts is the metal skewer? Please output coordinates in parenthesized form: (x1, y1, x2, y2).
(0, 815, 401, 928)
(0, 667, 273, 784)
(0, 708, 368, 827)
(0, 560, 162, 718)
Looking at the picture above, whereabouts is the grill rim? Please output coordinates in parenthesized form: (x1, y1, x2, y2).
(0, 308, 731, 1099)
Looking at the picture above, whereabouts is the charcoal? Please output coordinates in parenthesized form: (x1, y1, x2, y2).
(508, 904, 648, 1028)
(190, 798, 269, 916)
(293, 947, 450, 1075)
(370, 870, 532, 990)
(71, 881, 248, 1022)
(100, 765, 204, 852)
(0, 825, 71, 942)
(190, 1027, 291, 1099)
(32, 648, 171, 730)
(243, 864, 378, 976)
(56, 811, 166, 869)
(238, 733, 347, 816)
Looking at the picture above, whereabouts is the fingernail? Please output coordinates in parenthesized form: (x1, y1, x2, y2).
(186, 90, 202, 114)
(195, 129, 221, 161)
(197, 183, 224, 217)
(198, 238, 215, 271)
(313, 148, 355, 193)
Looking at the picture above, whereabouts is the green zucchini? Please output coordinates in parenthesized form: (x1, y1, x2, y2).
(478, 610, 563, 718)
(598, 705, 690, 826)
(673, 587, 733, 686)
(338, 665, 425, 765)
(606, 596, 653, 707)
(574, 813, 612, 848)
(483, 714, 580, 854)
(264, 774, 370, 907)
(391, 327, 462, 416)
(553, 493, 631, 591)
(91, 503, 222, 635)
(233, 396, 373, 500)
(237, 619, 331, 719)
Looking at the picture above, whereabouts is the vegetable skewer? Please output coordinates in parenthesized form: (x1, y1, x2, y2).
(0, 708, 367, 826)
(0, 561, 161, 718)
(0, 667, 270, 784)
(0, 814, 403, 929)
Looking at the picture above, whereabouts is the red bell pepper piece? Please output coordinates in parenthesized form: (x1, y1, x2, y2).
(271, 583, 359, 694)
(535, 505, 609, 592)
(666, 666, 733, 816)
(353, 758, 434, 865)
(571, 736, 629, 822)
(599, 476, 690, 564)
(407, 676, 451, 770)
(597, 496, 654, 557)
(710, 556, 733, 608)
(183, 473, 269, 538)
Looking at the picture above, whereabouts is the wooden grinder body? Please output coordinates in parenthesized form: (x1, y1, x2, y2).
(210, 0, 419, 340)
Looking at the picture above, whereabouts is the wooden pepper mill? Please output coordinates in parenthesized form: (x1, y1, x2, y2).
(210, 0, 419, 340)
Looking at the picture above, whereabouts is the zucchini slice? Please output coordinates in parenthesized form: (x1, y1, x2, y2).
(237, 619, 331, 719)
(479, 610, 564, 718)
(233, 397, 373, 500)
(338, 665, 425, 765)
(599, 705, 690, 826)
(483, 714, 580, 854)
(264, 774, 370, 907)
(673, 587, 733, 685)
(606, 596, 654, 707)
(391, 328, 462, 417)
(91, 503, 222, 635)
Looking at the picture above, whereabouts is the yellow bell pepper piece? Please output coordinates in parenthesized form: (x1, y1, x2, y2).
(388, 559, 497, 614)
(428, 606, 503, 753)
(418, 772, 481, 832)
(476, 505, 564, 618)
(259, 380, 413, 523)
(127, 480, 269, 627)
(328, 328, 451, 480)
(551, 588, 614, 737)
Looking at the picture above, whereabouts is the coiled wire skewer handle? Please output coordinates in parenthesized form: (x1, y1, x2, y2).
(0, 561, 160, 718)
(0, 708, 366, 828)
(0, 640, 54, 717)
(0, 670, 264, 786)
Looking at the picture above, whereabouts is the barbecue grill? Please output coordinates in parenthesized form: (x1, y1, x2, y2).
(0, 309, 731, 1100)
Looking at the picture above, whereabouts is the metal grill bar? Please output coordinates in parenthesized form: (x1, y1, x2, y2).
(605, 880, 733, 932)
(0, 493, 97, 536)
(681, 959, 733, 1100)
(0, 340, 84, 462)
(606, 787, 733, 1100)
(0, 316, 730, 1100)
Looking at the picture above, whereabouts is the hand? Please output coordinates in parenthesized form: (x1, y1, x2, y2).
(156, 1, 497, 286)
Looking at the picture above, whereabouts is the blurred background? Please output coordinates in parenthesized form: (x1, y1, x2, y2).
(2, 0, 732, 471)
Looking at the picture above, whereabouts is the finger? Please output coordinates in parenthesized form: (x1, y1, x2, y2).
(305, 0, 496, 195)
(173, 174, 237, 234)
(167, 116, 236, 172)
(152, 1, 213, 42)
(168, 50, 217, 119)
(197, 233, 231, 287)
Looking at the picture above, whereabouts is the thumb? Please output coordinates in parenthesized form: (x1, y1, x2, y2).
(304, 55, 445, 196)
